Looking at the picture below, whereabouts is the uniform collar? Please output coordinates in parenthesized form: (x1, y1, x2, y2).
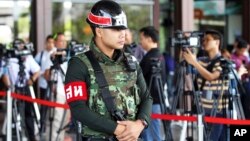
(89, 39, 124, 65)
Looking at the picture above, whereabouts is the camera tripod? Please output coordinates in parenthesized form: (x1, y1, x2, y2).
(3, 57, 40, 141)
(147, 59, 173, 141)
(171, 60, 208, 141)
(223, 66, 245, 120)
(2, 58, 17, 141)
(39, 61, 67, 141)
(206, 62, 245, 141)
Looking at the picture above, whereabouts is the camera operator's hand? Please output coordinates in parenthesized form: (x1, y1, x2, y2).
(116, 120, 145, 141)
(27, 78, 34, 86)
(183, 48, 220, 81)
(51, 50, 67, 59)
(27, 72, 40, 86)
(2, 75, 11, 88)
(183, 48, 197, 66)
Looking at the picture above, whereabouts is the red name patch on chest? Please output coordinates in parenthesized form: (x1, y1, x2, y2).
(64, 81, 88, 103)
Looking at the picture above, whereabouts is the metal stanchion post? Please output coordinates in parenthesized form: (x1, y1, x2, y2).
(197, 114, 203, 141)
(6, 88, 12, 141)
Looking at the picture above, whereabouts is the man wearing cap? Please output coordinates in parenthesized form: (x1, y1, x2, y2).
(64, 0, 152, 141)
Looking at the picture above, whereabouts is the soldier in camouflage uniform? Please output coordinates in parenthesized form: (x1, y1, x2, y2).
(64, 0, 152, 141)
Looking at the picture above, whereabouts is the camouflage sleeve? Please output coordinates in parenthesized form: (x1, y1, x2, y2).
(65, 57, 118, 134)
(135, 63, 153, 125)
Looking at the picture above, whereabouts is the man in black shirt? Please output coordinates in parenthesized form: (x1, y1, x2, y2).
(124, 29, 145, 62)
(139, 26, 166, 141)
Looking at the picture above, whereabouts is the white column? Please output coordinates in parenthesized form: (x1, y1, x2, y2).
(181, 0, 194, 31)
(36, 0, 52, 52)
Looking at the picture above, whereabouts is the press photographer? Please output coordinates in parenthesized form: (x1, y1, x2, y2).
(182, 29, 229, 141)
(42, 32, 69, 141)
(50, 40, 87, 66)
(4, 39, 40, 88)
(3, 39, 40, 141)
(34, 35, 56, 140)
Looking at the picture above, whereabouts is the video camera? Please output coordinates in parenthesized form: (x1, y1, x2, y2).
(0, 42, 34, 59)
(220, 58, 235, 75)
(169, 30, 204, 48)
(67, 40, 87, 57)
(150, 57, 162, 74)
(51, 40, 87, 65)
(51, 48, 68, 65)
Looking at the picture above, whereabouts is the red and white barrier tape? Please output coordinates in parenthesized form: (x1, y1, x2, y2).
(152, 114, 250, 125)
(0, 91, 69, 109)
(1, 90, 250, 125)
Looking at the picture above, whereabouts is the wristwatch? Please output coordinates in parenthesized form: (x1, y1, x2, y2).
(139, 119, 148, 128)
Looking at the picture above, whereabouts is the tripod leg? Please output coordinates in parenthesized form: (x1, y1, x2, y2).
(184, 91, 194, 141)
(171, 67, 185, 113)
(40, 105, 48, 133)
(169, 66, 187, 140)
(12, 100, 21, 141)
(13, 101, 25, 141)
(155, 76, 173, 141)
(40, 81, 53, 136)
(29, 86, 41, 128)
(56, 106, 68, 141)
(193, 92, 208, 141)
(233, 95, 245, 119)
(49, 107, 54, 141)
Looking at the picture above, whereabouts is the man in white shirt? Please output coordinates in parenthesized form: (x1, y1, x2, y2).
(35, 35, 56, 98)
(7, 39, 40, 141)
(35, 35, 57, 136)
(43, 32, 69, 141)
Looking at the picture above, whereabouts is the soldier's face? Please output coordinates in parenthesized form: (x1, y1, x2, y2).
(96, 27, 126, 50)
